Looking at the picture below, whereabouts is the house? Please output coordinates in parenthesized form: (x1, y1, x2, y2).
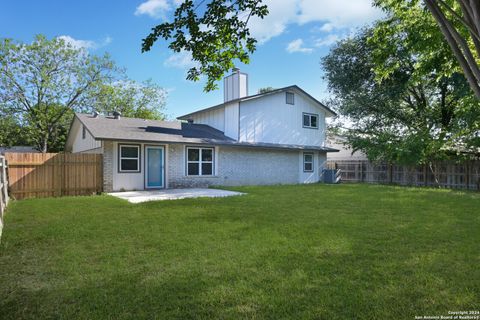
(326, 135, 367, 162)
(65, 70, 338, 192)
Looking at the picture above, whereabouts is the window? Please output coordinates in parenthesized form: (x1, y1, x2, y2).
(82, 125, 86, 139)
(119, 144, 140, 172)
(186, 147, 214, 176)
(303, 113, 318, 129)
(286, 92, 295, 105)
(303, 152, 314, 172)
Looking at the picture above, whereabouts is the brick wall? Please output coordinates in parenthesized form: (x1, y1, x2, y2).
(167, 144, 300, 188)
(103, 141, 114, 192)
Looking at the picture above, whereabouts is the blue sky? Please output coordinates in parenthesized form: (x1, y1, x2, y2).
(0, 0, 381, 118)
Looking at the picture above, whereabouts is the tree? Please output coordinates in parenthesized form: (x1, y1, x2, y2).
(141, 0, 268, 92)
(88, 79, 167, 120)
(424, 0, 480, 99)
(0, 111, 26, 148)
(258, 87, 275, 94)
(142, 0, 480, 100)
(0, 35, 168, 152)
(322, 26, 479, 171)
(374, 0, 480, 99)
(0, 35, 116, 152)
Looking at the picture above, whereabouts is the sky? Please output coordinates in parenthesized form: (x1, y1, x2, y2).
(0, 0, 382, 119)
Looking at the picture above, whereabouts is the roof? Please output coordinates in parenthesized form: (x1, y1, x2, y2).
(74, 113, 338, 152)
(177, 85, 337, 120)
(75, 113, 235, 144)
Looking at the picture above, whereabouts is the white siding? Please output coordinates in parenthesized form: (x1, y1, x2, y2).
(298, 151, 328, 183)
(112, 141, 167, 191)
(70, 119, 102, 153)
(190, 107, 225, 132)
(224, 102, 239, 139)
(224, 71, 248, 102)
(239, 73, 248, 98)
(239, 91, 326, 146)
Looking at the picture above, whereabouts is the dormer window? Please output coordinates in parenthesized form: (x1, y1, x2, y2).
(286, 92, 295, 105)
(303, 113, 318, 129)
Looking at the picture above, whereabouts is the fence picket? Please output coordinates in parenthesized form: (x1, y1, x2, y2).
(4, 153, 103, 200)
(327, 160, 480, 190)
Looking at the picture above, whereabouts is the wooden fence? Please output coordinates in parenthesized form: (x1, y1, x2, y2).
(327, 160, 480, 190)
(0, 156, 9, 234)
(5, 153, 103, 200)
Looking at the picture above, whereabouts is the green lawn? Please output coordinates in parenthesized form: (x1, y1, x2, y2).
(0, 184, 479, 319)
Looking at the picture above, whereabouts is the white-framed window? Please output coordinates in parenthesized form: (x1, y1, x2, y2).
(303, 152, 314, 172)
(286, 92, 295, 105)
(118, 144, 140, 173)
(186, 147, 214, 176)
(303, 113, 318, 129)
(82, 125, 86, 139)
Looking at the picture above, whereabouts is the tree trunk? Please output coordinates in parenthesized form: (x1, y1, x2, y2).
(424, 0, 480, 99)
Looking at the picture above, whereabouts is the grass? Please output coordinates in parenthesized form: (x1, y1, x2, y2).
(0, 184, 479, 319)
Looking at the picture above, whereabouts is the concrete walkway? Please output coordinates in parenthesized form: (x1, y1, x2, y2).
(108, 188, 244, 203)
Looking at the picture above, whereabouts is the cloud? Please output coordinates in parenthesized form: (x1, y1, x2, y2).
(58, 35, 96, 49)
(247, 0, 382, 43)
(164, 51, 198, 69)
(286, 39, 313, 53)
(57, 35, 113, 50)
(314, 34, 341, 47)
(318, 23, 334, 33)
(135, 0, 171, 19)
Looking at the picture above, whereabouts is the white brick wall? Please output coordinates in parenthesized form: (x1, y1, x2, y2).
(167, 144, 300, 188)
(103, 141, 114, 192)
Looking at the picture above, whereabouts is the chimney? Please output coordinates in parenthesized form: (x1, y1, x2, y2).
(224, 68, 248, 102)
(112, 111, 121, 120)
(92, 110, 99, 118)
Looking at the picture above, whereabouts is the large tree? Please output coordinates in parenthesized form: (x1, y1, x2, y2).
(0, 35, 116, 152)
(0, 35, 168, 152)
(322, 25, 479, 168)
(88, 79, 167, 120)
(375, 0, 480, 99)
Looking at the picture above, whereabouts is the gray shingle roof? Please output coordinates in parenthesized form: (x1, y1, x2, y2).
(76, 113, 234, 144)
(75, 113, 338, 152)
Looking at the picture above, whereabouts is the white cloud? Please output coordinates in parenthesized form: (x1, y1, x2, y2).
(164, 51, 198, 69)
(58, 35, 96, 49)
(247, 0, 382, 43)
(286, 39, 313, 53)
(314, 34, 341, 47)
(319, 23, 334, 32)
(135, 0, 171, 19)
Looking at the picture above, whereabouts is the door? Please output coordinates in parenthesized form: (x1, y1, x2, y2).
(145, 146, 164, 188)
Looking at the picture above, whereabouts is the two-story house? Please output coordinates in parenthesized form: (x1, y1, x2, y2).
(65, 69, 337, 192)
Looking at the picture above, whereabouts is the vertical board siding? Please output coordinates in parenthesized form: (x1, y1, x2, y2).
(4, 153, 103, 200)
(327, 160, 480, 190)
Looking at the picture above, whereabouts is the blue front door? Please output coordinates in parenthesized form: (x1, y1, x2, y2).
(146, 146, 164, 188)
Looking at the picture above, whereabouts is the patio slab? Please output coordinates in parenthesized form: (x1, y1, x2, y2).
(108, 188, 244, 203)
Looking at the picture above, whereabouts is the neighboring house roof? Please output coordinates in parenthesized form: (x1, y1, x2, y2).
(0, 146, 39, 154)
(177, 85, 337, 120)
(326, 135, 367, 161)
(74, 113, 338, 152)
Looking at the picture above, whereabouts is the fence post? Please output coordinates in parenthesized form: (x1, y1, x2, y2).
(1, 157, 8, 207)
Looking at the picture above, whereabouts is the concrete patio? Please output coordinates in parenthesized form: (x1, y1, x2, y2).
(108, 188, 245, 203)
